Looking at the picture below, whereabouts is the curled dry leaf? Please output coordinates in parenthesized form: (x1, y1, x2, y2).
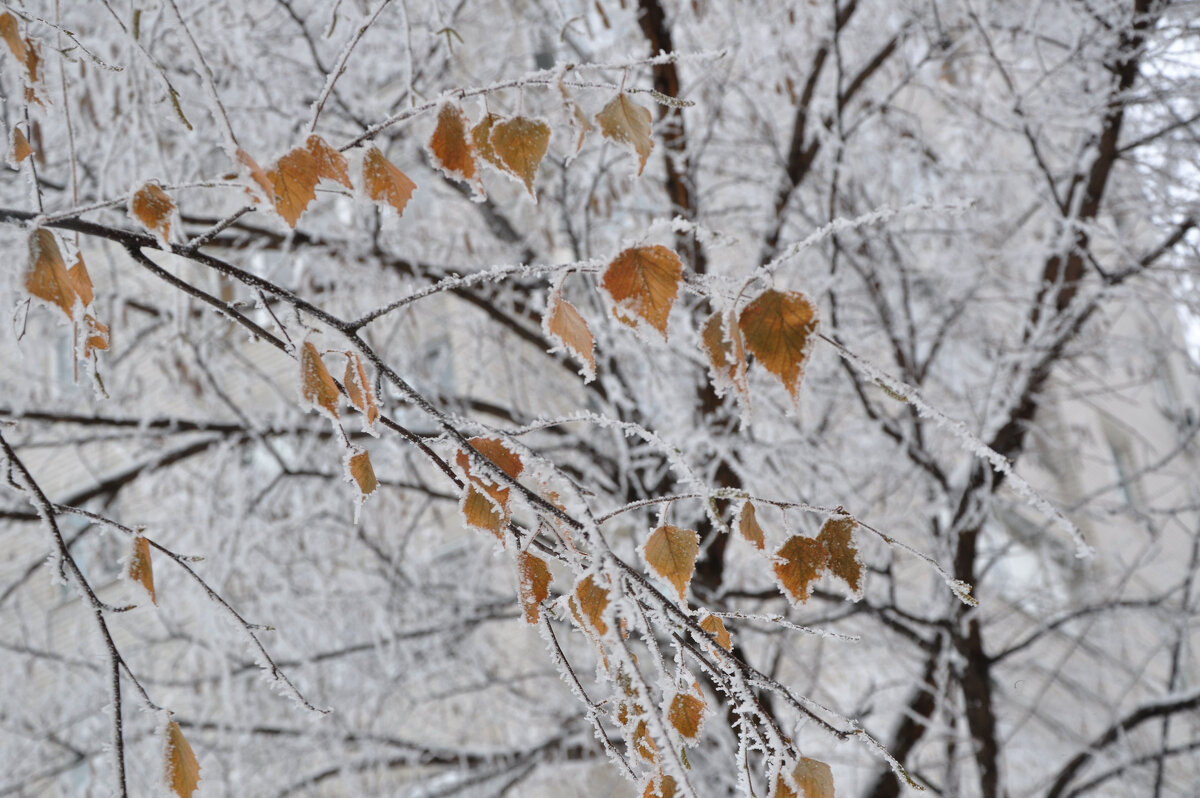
(82, 314, 110, 357)
(667, 692, 705, 741)
(643, 525, 699, 601)
(597, 93, 654, 175)
(130, 182, 175, 246)
(26, 230, 77, 318)
(362, 146, 416, 216)
(164, 720, 201, 798)
(738, 289, 818, 402)
(701, 311, 749, 401)
(573, 574, 610, 635)
(517, 550, 552, 624)
(68, 254, 94, 308)
(128, 535, 155, 604)
(544, 290, 595, 381)
(602, 245, 683, 337)
(738, 501, 766, 550)
(471, 113, 505, 170)
(346, 449, 378, 498)
(299, 342, 340, 419)
(429, 103, 480, 190)
(0, 12, 41, 95)
(489, 116, 551, 195)
(699, 613, 732, 650)
(344, 352, 379, 431)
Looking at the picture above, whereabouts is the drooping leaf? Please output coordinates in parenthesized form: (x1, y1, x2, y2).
(818, 516, 862, 595)
(774, 535, 829, 604)
(305, 134, 352, 188)
(517, 550, 552, 624)
(597, 93, 654, 175)
(68, 254, 94, 308)
(775, 757, 834, 798)
(128, 536, 155, 604)
(544, 291, 595, 380)
(667, 692, 705, 741)
(471, 113, 505, 170)
(25, 230, 77, 318)
(82, 314, 110, 357)
(489, 116, 551, 194)
(644, 772, 678, 798)
(362, 146, 416, 216)
(130, 182, 175, 246)
(643, 525, 699, 600)
(461, 484, 505, 538)
(699, 613, 732, 650)
(701, 311, 748, 400)
(602, 245, 683, 337)
(164, 721, 201, 798)
(429, 103, 480, 189)
(344, 352, 379, 430)
(299, 342, 339, 418)
(738, 501, 766, 550)
(346, 449, 378, 498)
(236, 148, 275, 202)
(738, 289, 818, 402)
(0, 13, 25, 66)
(9, 127, 31, 164)
(265, 145, 319, 227)
(574, 574, 609, 635)
(632, 718, 658, 761)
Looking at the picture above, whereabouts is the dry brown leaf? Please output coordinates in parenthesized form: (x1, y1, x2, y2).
(644, 525, 699, 600)
(544, 291, 595, 379)
(82, 314, 110, 357)
(266, 146, 319, 227)
(164, 720, 201, 798)
(699, 613, 732, 650)
(597, 93, 654, 175)
(362, 146, 416, 216)
(26, 230, 77, 318)
(128, 536, 155, 604)
(738, 289, 818, 402)
(471, 113, 505, 170)
(9, 127, 31, 164)
(602, 245, 683, 337)
(344, 352, 379, 429)
(130, 183, 175, 245)
(632, 718, 658, 761)
(644, 772, 678, 798)
(68, 254, 94, 308)
(0, 13, 25, 66)
(236, 148, 274, 202)
(517, 551, 552, 624)
(701, 311, 748, 400)
(429, 103, 480, 188)
(299, 342, 339, 418)
(575, 574, 609, 635)
(461, 485, 505, 538)
(819, 516, 861, 595)
(738, 501, 766, 550)
(458, 437, 524, 482)
(305, 134, 352, 188)
(347, 449, 378, 497)
(489, 116, 551, 194)
(668, 692, 705, 741)
(774, 535, 829, 604)
(790, 757, 835, 798)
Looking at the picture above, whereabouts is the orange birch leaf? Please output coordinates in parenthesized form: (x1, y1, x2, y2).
(632, 718, 658, 761)
(266, 146, 319, 227)
(489, 116, 551, 194)
(362, 146, 417, 216)
(9, 127, 31, 164)
(644, 772, 678, 798)
(738, 289, 818, 401)
(668, 692, 705, 741)
(82, 314, 110, 357)
(305, 134, 352, 188)
(471, 113, 506, 170)
(0, 13, 26, 66)
(597, 93, 654, 175)
(786, 758, 835, 798)
(347, 449, 378, 498)
(517, 550, 552, 624)
(457, 436, 524, 482)
(68, 254, 94, 308)
(461, 485, 505, 538)
(164, 721, 201, 798)
(643, 525, 699, 600)
(544, 291, 595, 380)
(701, 311, 749, 400)
(574, 574, 609, 635)
(236, 147, 274, 202)
(602, 245, 683, 337)
(299, 342, 339, 418)
(25, 230, 77, 318)
(128, 535, 155, 604)
(699, 613, 732, 650)
(130, 182, 175, 246)
(819, 516, 862, 595)
(429, 103, 480, 189)
(774, 535, 829, 604)
(344, 352, 379, 430)
(738, 501, 766, 550)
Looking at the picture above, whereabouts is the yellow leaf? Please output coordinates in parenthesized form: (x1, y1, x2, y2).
(130, 182, 175, 245)
(701, 311, 748, 400)
(128, 536, 155, 604)
(544, 291, 595, 379)
(517, 550, 552, 624)
(602, 245, 683, 337)
(299, 341, 339, 418)
(25, 230, 77, 318)
(597, 93, 654, 175)
(362, 146, 417, 216)
(429, 103, 480, 188)
(68, 254, 94, 308)
(266, 146, 318, 227)
(344, 352, 379, 428)
(644, 525, 699, 600)
(347, 449, 378, 497)
(471, 113, 506, 170)
(9, 127, 31, 164)
(774, 535, 829, 604)
(668, 692, 705, 741)
(738, 501, 766, 550)
(699, 613, 732, 650)
(305, 134, 352, 188)
(738, 290, 818, 402)
(489, 116, 551, 194)
(574, 574, 609, 635)
(819, 516, 861, 595)
(164, 721, 201, 798)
